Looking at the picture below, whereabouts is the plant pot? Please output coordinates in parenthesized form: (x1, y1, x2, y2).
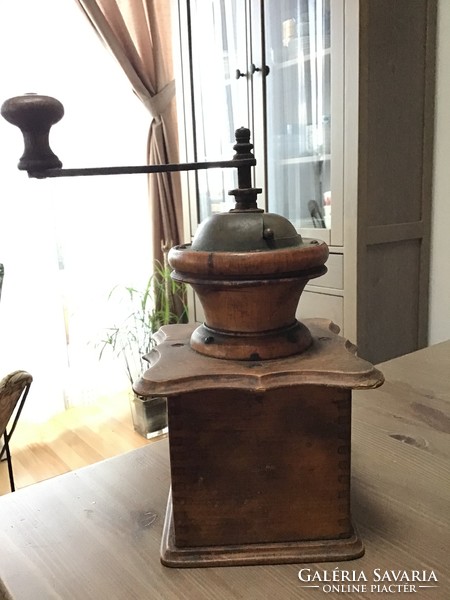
(129, 393, 168, 440)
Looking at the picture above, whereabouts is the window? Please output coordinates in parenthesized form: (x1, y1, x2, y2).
(0, 0, 152, 420)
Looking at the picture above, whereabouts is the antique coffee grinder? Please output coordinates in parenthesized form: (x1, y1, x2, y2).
(2, 94, 383, 568)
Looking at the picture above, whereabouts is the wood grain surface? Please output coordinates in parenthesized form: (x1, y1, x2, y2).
(134, 319, 384, 397)
(168, 386, 353, 549)
(0, 341, 449, 599)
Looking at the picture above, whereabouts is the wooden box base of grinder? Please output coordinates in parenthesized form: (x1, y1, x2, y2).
(134, 319, 383, 568)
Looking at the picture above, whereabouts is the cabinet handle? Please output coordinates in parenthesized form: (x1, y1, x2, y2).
(235, 69, 247, 79)
(251, 63, 270, 76)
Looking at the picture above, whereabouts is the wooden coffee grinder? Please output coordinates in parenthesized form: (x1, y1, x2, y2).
(134, 128, 384, 567)
(1, 96, 383, 568)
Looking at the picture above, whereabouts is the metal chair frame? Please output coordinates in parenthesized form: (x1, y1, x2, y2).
(0, 264, 33, 492)
(0, 381, 32, 492)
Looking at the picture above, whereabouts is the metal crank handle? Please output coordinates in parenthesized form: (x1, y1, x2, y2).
(0, 94, 256, 179)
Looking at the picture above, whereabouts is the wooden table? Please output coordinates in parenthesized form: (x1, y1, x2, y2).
(1, 341, 449, 599)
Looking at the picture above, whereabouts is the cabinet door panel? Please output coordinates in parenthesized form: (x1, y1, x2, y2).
(265, 0, 331, 228)
(296, 291, 343, 331)
(263, 0, 343, 245)
(307, 253, 343, 290)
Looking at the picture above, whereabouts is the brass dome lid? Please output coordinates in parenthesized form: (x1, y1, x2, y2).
(191, 211, 303, 252)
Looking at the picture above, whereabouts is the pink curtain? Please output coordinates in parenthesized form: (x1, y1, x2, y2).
(76, 0, 183, 265)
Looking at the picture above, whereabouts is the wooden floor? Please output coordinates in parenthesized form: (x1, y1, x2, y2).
(0, 392, 158, 496)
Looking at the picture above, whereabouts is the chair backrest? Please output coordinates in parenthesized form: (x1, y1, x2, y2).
(0, 268, 33, 465)
(0, 263, 4, 302)
(0, 370, 33, 439)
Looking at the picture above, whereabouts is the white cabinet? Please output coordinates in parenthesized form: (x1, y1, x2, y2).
(263, 0, 344, 248)
(174, 0, 435, 363)
(176, 0, 341, 239)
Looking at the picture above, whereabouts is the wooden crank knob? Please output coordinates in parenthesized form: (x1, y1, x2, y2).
(1, 94, 64, 173)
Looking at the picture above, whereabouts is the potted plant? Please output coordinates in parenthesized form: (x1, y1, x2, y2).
(98, 259, 187, 439)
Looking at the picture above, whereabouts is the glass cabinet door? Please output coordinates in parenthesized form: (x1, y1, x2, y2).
(264, 0, 334, 240)
(187, 0, 250, 222)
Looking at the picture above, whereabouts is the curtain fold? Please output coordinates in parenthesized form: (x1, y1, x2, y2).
(76, 0, 183, 266)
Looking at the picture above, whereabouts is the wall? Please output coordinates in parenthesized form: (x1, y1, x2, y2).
(429, 0, 450, 344)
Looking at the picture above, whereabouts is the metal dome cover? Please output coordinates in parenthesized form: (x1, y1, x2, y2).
(190, 211, 304, 252)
